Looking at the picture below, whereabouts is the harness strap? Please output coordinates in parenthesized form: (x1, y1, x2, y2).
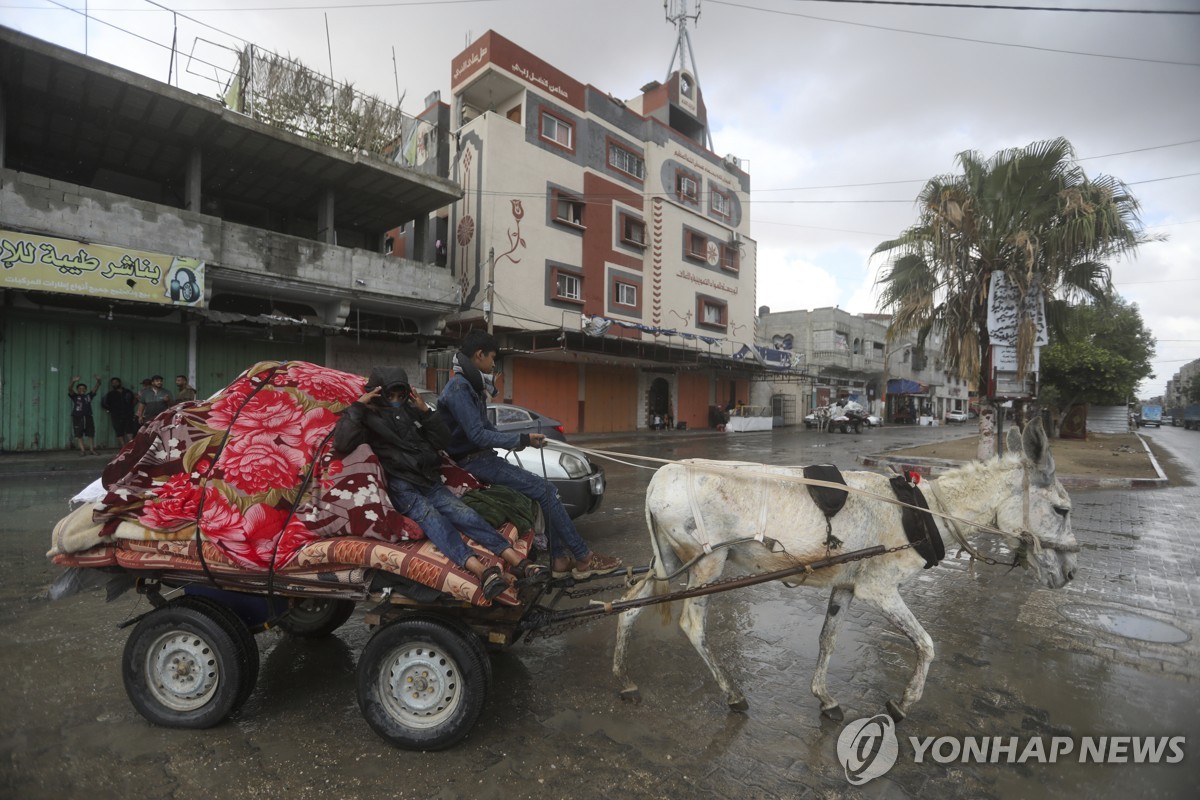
(685, 464, 713, 554)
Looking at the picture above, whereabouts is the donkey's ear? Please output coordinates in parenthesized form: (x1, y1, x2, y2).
(1021, 417, 1056, 483)
(1005, 426, 1023, 456)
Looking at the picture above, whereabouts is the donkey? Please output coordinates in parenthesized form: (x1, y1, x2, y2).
(612, 419, 1078, 722)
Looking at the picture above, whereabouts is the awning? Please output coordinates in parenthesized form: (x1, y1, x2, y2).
(887, 378, 929, 395)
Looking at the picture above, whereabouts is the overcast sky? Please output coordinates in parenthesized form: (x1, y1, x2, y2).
(6, 0, 1198, 398)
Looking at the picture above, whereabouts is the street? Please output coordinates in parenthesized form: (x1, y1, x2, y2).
(1, 424, 1197, 799)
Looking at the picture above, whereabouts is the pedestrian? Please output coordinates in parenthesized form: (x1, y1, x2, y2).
(68, 375, 101, 455)
(174, 374, 197, 403)
(135, 375, 172, 426)
(100, 377, 138, 446)
(438, 330, 623, 579)
(332, 366, 547, 600)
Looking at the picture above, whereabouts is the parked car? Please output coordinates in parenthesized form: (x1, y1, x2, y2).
(487, 402, 567, 442)
(945, 409, 970, 423)
(419, 391, 603, 518)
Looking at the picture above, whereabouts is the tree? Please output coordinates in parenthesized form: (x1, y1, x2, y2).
(873, 138, 1155, 395)
(1039, 295, 1156, 410)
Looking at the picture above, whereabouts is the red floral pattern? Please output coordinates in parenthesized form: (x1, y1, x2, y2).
(92, 360, 474, 570)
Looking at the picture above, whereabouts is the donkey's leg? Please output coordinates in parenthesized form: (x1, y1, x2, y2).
(612, 574, 660, 702)
(677, 549, 748, 710)
(857, 586, 934, 722)
(811, 586, 854, 721)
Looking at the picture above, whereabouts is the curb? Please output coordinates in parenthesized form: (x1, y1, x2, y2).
(860, 433, 1169, 490)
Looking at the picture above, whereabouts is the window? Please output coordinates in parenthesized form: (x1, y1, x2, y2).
(711, 188, 732, 219)
(552, 268, 583, 303)
(685, 230, 708, 260)
(676, 172, 699, 202)
(553, 191, 585, 227)
(540, 111, 573, 149)
(620, 214, 646, 246)
(615, 282, 637, 307)
(608, 142, 645, 180)
(697, 296, 727, 329)
(720, 243, 739, 272)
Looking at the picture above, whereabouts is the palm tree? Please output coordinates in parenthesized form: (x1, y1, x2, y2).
(873, 137, 1153, 400)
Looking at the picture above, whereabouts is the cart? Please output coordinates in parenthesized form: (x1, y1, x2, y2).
(51, 536, 883, 750)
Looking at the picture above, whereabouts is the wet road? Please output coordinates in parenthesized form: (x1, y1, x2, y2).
(2, 424, 1197, 799)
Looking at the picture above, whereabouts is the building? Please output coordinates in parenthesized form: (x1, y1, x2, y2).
(437, 30, 759, 433)
(0, 28, 461, 451)
(754, 307, 974, 425)
(1165, 358, 1200, 409)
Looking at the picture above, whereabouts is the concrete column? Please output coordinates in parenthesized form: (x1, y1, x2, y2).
(185, 148, 202, 212)
(317, 187, 336, 244)
(411, 215, 428, 262)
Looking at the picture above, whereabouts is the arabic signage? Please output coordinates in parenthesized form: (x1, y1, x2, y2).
(986, 270, 1048, 346)
(0, 230, 205, 307)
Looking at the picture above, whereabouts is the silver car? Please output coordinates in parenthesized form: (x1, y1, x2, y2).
(419, 391, 604, 519)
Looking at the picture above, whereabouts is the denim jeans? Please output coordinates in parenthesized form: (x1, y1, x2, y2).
(460, 454, 588, 561)
(385, 476, 513, 568)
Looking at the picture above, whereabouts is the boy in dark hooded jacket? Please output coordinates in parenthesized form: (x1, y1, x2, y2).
(333, 366, 546, 599)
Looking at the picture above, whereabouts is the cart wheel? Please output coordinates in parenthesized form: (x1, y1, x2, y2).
(122, 600, 246, 728)
(180, 595, 260, 711)
(396, 612, 493, 690)
(853, 422, 863, 434)
(357, 617, 488, 750)
(278, 598, 357, 638)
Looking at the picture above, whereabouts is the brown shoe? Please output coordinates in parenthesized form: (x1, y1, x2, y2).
(571, 552, 623, 579)
(551, 555, 575, 578)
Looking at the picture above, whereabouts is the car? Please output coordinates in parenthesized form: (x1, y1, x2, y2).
(945, 409, 970, 423)
(419, 391, 603, 518)
(487, 402, 567, 442)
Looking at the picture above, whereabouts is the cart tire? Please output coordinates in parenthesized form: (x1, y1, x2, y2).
(122, 600, 246, 728)
(179, 595, 260, 711)
(278, 598, 357, 638)
(853, 422, 863, 434)
(393, 612, 493, 690)
(357, 617, 488, 750)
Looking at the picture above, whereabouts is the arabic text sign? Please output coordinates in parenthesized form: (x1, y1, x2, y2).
(0, 230, 205, 307)
(986, 271, 1048, 346)
(991, 344, 1040, 372)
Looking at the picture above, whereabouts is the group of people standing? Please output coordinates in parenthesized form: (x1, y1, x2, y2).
(68, 373, 197, 455)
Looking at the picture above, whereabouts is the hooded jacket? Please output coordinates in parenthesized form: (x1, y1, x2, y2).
(332, 366, 448, 488)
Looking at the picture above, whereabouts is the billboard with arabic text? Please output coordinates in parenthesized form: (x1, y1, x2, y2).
(0, 230, 205, 307)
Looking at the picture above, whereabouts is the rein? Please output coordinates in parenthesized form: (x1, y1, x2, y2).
(574, 445, 1073, 556)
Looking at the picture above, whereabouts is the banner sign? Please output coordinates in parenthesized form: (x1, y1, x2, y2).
(986, 271, 1048, 346)
(0, 229, 205, 307)
(991, 344, 1040, 372)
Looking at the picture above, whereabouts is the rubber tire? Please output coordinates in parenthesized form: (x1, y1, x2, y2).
(396, 612, 493, 690)
(853, 422, 862, 434)
(122, 600, 246, 729)
(179, 595, 260, 712)
(357, 617, 489, 750)
(278, 598, 357, 638)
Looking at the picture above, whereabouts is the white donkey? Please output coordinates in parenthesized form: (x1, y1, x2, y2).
(612, 420, 1078, 722)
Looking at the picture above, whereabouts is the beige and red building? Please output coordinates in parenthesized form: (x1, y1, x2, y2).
(437, 31, 758, 433)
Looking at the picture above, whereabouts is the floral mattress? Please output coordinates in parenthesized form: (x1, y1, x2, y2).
(49, 360, 532, 607)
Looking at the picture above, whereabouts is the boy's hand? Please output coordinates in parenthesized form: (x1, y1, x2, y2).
(358, 386, 381, 404)
(409, 387, 428, 412)
(528, 433, 547, 448)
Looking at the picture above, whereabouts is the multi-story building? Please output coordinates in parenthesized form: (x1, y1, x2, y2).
(438, 31, 759, 433)
(754, 307, 973, 425)
(0, 28, 460, 450)
(1165, 358, 1200, 409)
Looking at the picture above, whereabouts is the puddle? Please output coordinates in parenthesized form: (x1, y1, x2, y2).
(1059, 604, 1190, 644)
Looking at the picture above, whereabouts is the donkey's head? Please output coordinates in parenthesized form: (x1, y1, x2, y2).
(994, 419, 1079, 589)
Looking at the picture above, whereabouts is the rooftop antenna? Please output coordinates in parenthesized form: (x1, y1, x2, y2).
(664, 0, 712, 149)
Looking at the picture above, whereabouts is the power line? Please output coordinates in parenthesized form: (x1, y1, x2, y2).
(708, 0, 1200, 67)
(777, 0, 1199, 15)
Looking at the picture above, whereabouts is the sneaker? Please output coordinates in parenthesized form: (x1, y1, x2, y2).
(571, 552, 623, 579)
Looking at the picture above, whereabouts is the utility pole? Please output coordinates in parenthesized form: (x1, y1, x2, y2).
(485, 247, 495, 334)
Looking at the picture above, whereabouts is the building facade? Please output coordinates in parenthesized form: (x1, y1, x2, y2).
(439, 31, 759, 433)
(0, 29, 460, 451)
(754, 307, 974, 425)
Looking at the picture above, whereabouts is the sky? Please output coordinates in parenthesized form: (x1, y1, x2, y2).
(4, 0, 1198, 399)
